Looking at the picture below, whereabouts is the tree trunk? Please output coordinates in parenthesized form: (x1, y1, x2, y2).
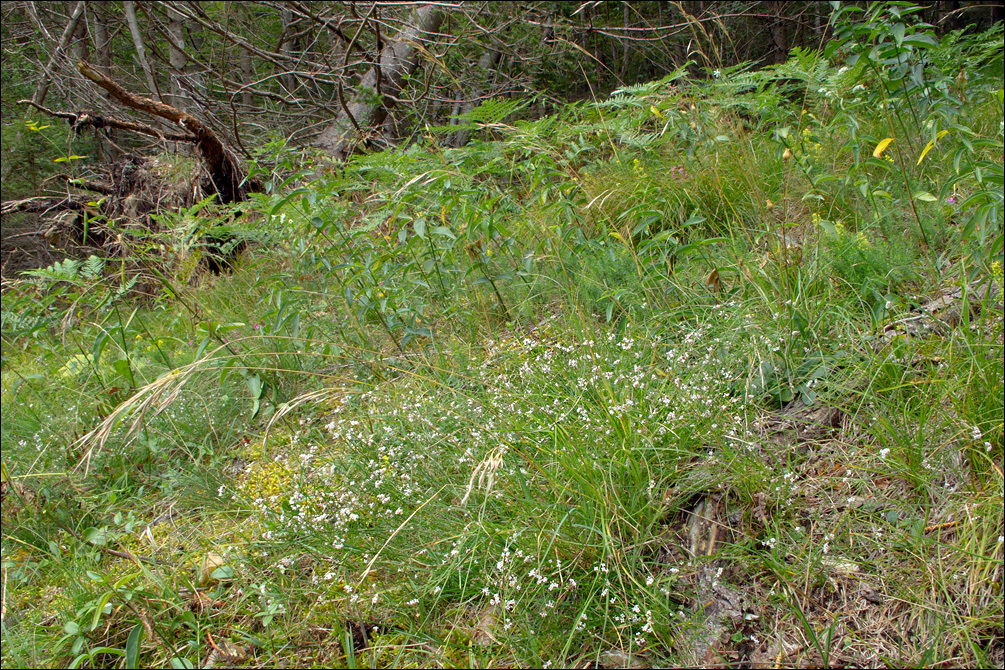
(32, 0, 86, 105)
(92, 1, 113, 73)
(447, 48, 501, 148)
(278, 6, 299, 94)
(123, 0, 160, 100)
(69, 0, 89, 64)
(167, 5, 188, 110)
(315, 4, 443, 159)
(240, 46, 255, 109)
(621, 1, 630, 80)
(90, 1, 120, 161)
(768, 1, 789, 64)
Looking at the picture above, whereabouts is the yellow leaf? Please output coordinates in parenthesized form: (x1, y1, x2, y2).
(916, 130, 949, 165)
(650, 105, 664, 119)
(872, 138, 894, 158)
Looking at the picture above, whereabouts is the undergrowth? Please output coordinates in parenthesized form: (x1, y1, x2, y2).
(2, 5, 1002, 668)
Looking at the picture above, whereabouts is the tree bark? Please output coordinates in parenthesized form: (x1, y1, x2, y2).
(78, 61, 246, 204)
(768, 1, 789, 64)
(167, 5, 188, 110)
(240, 46, 255, 109)
(278, 6, 300, 94)
(315, 4, 443, 159)
(621, 1, 630, 80)
(69, 0, 89, 64)
(32, 0, 86, 105)
(235, 1, 255, 109)
(123, 0, 160, 100)
(92, 1, 113, 73)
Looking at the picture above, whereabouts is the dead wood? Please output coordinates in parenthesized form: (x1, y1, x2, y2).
(5, 64, 261, 277)
(77, 61, 247, 204)
(18, 100, 197, 143)
(1, 197, 85, 218)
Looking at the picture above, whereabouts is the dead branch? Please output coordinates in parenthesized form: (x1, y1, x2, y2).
(77, 61, 246, 204)
(54, 174, 115, 195)
(1, 197, 84, 217)
(18, 99, 197, 143)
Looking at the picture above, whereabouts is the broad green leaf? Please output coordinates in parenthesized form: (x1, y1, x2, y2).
(246, 374, 263, 399)
(126, 624, 143, 669)
(112, 359, 132, 380)
(91, 593, 115, 630)
(211, 566, 235, 580)
(891, 23, 905, 46)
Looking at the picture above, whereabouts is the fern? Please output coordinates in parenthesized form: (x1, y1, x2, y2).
(109, 275, 139, 303)
(614, 130, 662, 150)
(82, 254, 105, 279)
(456, 97, 529, 125)
(426, 97, 530, 135)
(609, 63, 693, 99)
(24, 258, 83, 282)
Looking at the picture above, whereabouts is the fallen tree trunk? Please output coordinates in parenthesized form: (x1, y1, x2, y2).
(77, 61, 247, 204)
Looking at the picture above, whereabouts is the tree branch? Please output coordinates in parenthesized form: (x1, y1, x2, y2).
(77, 61, 246, 204)
(32, 0, 87, 106)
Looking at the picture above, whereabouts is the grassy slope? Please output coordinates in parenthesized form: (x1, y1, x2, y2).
(2, 21, 1003, 670)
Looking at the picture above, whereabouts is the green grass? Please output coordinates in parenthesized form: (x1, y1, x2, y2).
(2, 12, 1003, 668)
